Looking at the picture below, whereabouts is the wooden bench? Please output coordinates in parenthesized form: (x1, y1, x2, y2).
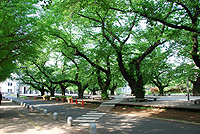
(191, 99, 200, 104)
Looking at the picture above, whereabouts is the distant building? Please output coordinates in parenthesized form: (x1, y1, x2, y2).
(121, 86, 132, 95)
(0, 78, 30, 94)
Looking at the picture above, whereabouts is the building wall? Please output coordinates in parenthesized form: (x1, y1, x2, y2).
(0, 78, 32, 94)
(0, 79, 17, 94)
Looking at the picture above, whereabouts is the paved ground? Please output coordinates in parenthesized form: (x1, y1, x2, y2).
(0, 100, 90, 134)
(1, 95, 200, 134)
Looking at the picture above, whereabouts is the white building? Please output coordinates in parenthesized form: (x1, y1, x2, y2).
(0, 78, 29, 95)
(121, 86, 132, 95)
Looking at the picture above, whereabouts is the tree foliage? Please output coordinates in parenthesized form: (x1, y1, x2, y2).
(0, 0, 43, 81)
(2, 0, 199, 97)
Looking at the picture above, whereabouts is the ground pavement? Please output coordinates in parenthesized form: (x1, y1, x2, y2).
(0, 100, 90, 134)
(1, 95, 200, 134)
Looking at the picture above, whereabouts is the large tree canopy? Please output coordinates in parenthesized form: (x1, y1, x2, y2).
(1, 0, 198, 97)
(49, 0, 173, 98)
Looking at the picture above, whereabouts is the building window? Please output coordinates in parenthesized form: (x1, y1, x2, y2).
(7, 89, 12, 92)
(24, 87, 26, 94)
(8, 82, 12, 86)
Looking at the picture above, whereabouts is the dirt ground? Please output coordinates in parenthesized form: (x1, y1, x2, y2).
(71, 103, 200, 124)
(110, 106, 200, 124)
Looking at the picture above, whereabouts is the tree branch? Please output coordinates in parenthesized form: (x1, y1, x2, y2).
(109, 7, 200, 34)
(78, 13, 101, 23)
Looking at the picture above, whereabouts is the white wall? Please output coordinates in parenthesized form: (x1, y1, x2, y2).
(0, 78, 32, 94)
(0, 79, 17, 94)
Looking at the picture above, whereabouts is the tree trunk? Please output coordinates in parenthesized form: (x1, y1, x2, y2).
(40, 89, 45, 96)
(192, 76, 200, 94)
(158, 87, 164, 95)
(92, 88, 97, 95)
(101, 89, 108, 100)
(110, 89, 115, 95)
(39, 86, 47, 96)
(78, 89, 84, 99)
(129, 80, 144, 98)
(97, 76, 109, 100)
(110, 83, 117, 95)
(59, 83, 66, 96)
(116, 54, 145, 99)
(129, 61, 145, 98)
(50, 88, 55, 97)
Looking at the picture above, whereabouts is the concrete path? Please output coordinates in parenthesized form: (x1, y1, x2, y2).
(96, 98, 123, 112)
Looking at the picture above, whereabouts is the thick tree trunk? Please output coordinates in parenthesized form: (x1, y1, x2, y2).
(129, 80, 144, 98)
(116, 53, 145, 98)
(77, 83, 88, 99)
(129, 61, 145, 98)
(158, 87, 164, 95)
(59, 84, 66, 96)
(39, 86, 47, 96)
(99, 82, 109, 100)
(191, 34, 200, 68)
(192, 77, 200, 94)
(78, 89, 84, 99)
(50, 88, 55, 97)
(96, 69, 111, 100)
(40, 89, 45, 96)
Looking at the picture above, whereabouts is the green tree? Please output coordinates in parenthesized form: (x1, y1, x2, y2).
(129, 0, 200, 93)
(50, 0, 172, 98)
(0, 0, 44, 81)
(42, 10, 121, 99)
(22, 69, 49, 96)
(143, 49, 176, 94)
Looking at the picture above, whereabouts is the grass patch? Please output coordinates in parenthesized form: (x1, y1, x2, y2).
(20, 96, 28, 99)
(119, 105, 155, 110)
(133, 106, 156, 110)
